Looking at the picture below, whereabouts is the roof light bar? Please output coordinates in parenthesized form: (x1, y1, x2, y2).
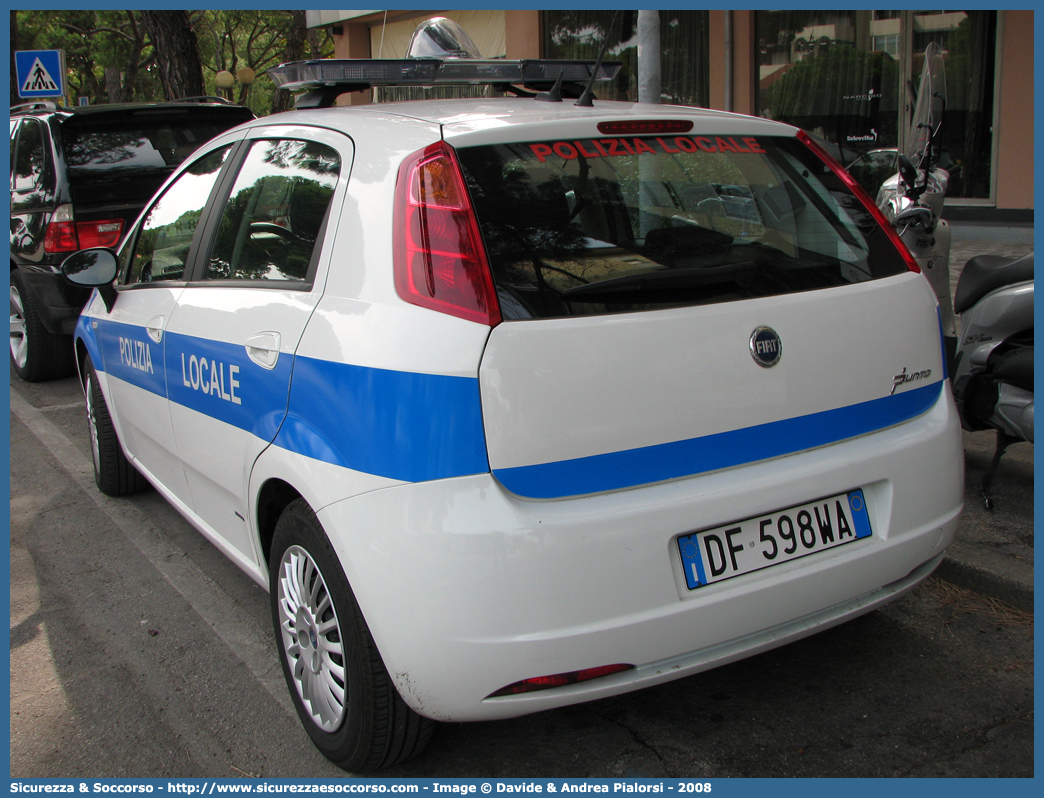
(269, 58, 621, 94)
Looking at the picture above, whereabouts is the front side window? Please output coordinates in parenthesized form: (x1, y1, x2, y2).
(124, 146, 231, 285)
(13, 119, 47, 191)
(457, 133, 908, 320)
(10, 120, 19, 185)
(205, 139, 340, 283)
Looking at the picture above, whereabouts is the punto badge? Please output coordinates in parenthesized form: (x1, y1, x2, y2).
(750, 327, 782, 367)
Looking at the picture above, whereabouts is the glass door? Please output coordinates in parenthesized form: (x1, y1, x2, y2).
(755, 10, 996, 202)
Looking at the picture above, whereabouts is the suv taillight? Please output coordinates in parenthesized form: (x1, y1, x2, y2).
(796, 130, 920, 274)
(43, 204, 79, 253)
(76, 219, 123, 249)
(393, 141, 501, 326)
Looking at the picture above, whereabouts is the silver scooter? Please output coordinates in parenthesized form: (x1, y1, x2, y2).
(876, 42, 1033, 508)
(876, 42, 957, 361)
(951, 253, 1033, 509)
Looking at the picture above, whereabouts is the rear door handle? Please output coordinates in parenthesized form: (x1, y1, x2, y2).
(245, 331, 281, 370)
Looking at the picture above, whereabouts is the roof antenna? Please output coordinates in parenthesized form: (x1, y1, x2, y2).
(535, 71, 564, 102)
(575, 10, 619, 108)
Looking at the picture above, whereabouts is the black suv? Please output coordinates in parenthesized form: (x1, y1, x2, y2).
(10, 98, 254, 381)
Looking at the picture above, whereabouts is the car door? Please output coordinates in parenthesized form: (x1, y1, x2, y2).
(94, 144, 237, 504)
(164, 129, 350, 564)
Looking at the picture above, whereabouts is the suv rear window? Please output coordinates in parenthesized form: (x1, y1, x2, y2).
(456, 134, 908, 320)
(61, 115, 245, 175)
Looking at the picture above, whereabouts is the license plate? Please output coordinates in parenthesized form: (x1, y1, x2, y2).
(677, 489, 872, 590)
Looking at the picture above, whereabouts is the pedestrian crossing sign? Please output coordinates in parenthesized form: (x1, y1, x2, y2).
(16, 50, 65, 99)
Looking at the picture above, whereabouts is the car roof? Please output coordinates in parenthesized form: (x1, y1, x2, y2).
(254, 97, 796, 137)
(12, 100, 253, 122)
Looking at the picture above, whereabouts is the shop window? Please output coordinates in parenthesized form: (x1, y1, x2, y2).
(756, 10, 996, 200)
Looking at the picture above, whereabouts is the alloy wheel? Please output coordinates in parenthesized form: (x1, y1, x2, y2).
(276, 545, 347, 732)
(10, 284, 28, 369)
(85, 374, 102, 476)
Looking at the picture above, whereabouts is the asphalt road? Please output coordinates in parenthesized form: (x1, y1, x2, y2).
(9, 368, 1034, 779)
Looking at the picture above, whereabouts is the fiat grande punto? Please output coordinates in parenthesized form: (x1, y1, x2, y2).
(60, 55, 963, 770)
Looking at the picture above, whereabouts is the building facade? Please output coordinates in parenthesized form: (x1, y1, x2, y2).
(307, 9, 1032, 219)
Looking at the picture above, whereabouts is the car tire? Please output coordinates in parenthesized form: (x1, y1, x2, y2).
(84, 358, 150, 496)
(9, 269, 74, 382)
(270, 500, 433, 772)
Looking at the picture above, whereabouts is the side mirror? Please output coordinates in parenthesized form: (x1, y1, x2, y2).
(897, 154, 918, 190)
(61, 248, 118, 312)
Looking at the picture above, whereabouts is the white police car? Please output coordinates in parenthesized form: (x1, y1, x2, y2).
(61, 50, 964, 771)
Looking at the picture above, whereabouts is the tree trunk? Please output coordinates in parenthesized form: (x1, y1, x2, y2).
(105, 67, 130, 103)
(270, 10, 308, 114)
(140, 10, 205, 100)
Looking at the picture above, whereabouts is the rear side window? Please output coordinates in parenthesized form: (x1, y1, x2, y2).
(456, 134, 908, 320)
(204, 139, 340, 283)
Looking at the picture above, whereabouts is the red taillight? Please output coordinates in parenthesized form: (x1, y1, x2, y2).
(76, 219, 123, 249)
(43, 204, 79, 253)
(487, 663, 634, 697)
(597, 120, 694, 136)
(393, 141, 501, 326)
(796, 130, 920, 274)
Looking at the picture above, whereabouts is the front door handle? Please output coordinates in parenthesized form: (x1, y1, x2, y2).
(245, 331, 281, 370)
(146, 315, 165, 343)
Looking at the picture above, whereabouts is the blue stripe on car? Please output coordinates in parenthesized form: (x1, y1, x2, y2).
(78, 317, 944, 495)
(164, 331, 293, 442)
(81, 318, 490, 484)
(275, 356, 490, 482)
(92, 316, 167, 396)
(492, 381, 945, 499)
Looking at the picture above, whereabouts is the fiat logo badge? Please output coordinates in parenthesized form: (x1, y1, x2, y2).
(750, 327, 782, 367)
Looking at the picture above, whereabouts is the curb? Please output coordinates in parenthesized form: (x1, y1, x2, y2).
(936, 541, 1034, 613)
(948, 222, 1034, 245)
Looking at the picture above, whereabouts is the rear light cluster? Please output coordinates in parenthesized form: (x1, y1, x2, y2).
(487, 663, 634, 698)
(796, 130, 920, 274)
(393, 141, 501, 327)
(43, 203, 123, 254)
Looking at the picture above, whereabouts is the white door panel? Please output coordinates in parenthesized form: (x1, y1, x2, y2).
(93, 286, 191, 502)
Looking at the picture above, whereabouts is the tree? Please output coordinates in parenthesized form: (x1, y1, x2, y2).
(270, 11, 309, 114)
(12, 10, 332, 114)
(140, 11, 205, 100)
(59, 11, 154, 103)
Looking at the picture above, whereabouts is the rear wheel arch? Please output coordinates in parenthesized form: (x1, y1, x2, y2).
(256, 478, 303, 567)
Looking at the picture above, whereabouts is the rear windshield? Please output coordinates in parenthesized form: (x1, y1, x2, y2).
(456, 133, 908, 320)
(61, 113, 248, 176)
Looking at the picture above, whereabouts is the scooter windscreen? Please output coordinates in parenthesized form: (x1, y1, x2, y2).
(904, 41, 946, 169)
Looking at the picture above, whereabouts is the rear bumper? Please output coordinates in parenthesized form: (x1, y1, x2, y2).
(318, 386, 963, 722)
